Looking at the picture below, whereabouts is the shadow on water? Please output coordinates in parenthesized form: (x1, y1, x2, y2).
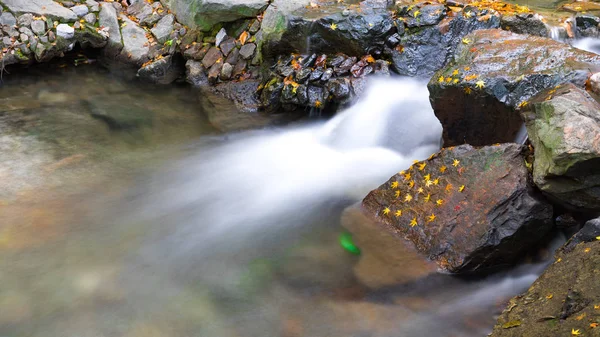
(0, 64, 559, 337)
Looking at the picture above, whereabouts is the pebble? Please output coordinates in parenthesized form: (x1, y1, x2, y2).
(0, 12, 16, 27)
(215, 28, 227, 47)
(56, 24, 74, 39)
(83, 13, 96, 25)
(17, 13, 33, 27)
(239, 43, 256, 60)
(71, 5, 90, 17)
(31, 20, 46, 36)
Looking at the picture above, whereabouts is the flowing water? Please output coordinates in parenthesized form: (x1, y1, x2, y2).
(0, 64, 559, 337)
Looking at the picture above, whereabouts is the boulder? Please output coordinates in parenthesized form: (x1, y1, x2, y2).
(500, 14, 548, 37)
(151, 13, 174, 43)
(428, 29, 600, 146)
(490, 240, 600, 337)
(56, 24, 75, 39)
(361, 143, 553, 273)
(259, 0, 394, 59)
(160, 0, 269, 31)
(1, 0, 77, 22)
(390, 5, 500, 77)
(185, 59, 209, 87)
(522, 83, 600, 211)
(137, 54, 185, 84)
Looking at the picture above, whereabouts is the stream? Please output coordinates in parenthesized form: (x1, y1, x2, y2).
(0, 63, 562, 337)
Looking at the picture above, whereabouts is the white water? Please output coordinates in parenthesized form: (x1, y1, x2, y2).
(136, 78, 443, 255)
(573, 37, 600, 54)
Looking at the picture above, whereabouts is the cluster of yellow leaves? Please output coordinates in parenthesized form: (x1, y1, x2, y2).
(469, 0, 531, 16)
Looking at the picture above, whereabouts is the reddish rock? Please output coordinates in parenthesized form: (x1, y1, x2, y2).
(361, 143, 553, 273)
(428, 29, 600, 146)
(201, 46, 223, 68)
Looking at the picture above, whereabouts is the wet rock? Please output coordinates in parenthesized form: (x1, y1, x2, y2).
(127, 1, 152, 23)
(490, 241, 600, 337)
(260, 77, 284, 112)
(183, 43, 210, 60)
(201, 46, 223, 68)
(0, 12, 17, 27)
(75, 25, 108, 48)
(71, 4, 89, 17)
(391, 9, 500, 77)
(99, 2, 123, 56)
(334, 56, 356, 76)
(215, 27, 227, 47)
(326, 78, 351, 102)
(576, 14, 600, 38)
(232, 59, 246, 77)
(207, 61, 223, 83)
(56, 24, 75, 39)
(151, 13, 174, 43)
(219, 37, 236, 57)
(2, 0, 77, 22)
(260, 0, 392, 59)
(361, 144, 554, 273)
(185, 59, 209, 86)
(309, 67, 324, 82)
(522, 84, 600, 211)
(563, 217, 600, 253)
(296, 67, 311, 83)
(320, 68, 333, 82)
(220, 62, 233, 80)
(307, 85, 327, 108)
(225, 47, 239, 65)
(164, 0, 269, 31)
(239, 43, 256, 60)
(555, 213, 581, 229)
(118, 15, 150, 65)
(501, 14, 548, 37)
(401, 4, 446, 27)
(428, 29, 600, 146)
(137, 54, 185, 84)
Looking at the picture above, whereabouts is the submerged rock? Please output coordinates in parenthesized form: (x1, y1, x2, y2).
(522, 84, 600, 211)
(428, 29, 600, 146)
(490, 239, 600, 337)
(361, 144, 553, 273)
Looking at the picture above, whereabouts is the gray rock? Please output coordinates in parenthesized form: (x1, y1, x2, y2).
(0, 12, 16, 27)
(47, 30, 55, 42)
(207, 61, 223, 83)
(232, 59, 246, 77)
(162, 0, 269, 31)
(19, 33, 28, 43)
(563, 217, 600, 253)
(219, 37, 236, 56)
(1, 0, 77, 22)
(215, 27, 227, 47)
(83, 13, 97, 25)
(31, 20, 46, 35)
(71, 4, 89, 17)
(99, 2, 123, 55)
(118, 15, 150, 65)
(501, 14, 548, 37)
(86, 0, 100, 12)
(239, 43, 255, 59)
(220, 62, 233, 80)
(2, 37, 11, 47)
(56, 24, 75, 39)
(17, 13, 33, 27)
(127, 1, 153, 22)
(523, 83, 600, 211)
(185, 60, 209, 86)
(225, 47, 239, 65)
(151, 13, 174, 43)
(137, 54, 185, 84)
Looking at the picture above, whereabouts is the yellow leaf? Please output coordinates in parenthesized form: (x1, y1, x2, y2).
(576, 313, 586, 321)
(459, 185, 465, 192)
(452, 69, 459, 76)
(425, 180, 433, 187)
(404, 172, 411, 181)
(427, 213, 436, 222)
(445, 184, 453, 192)
(595, 305, 600, 310)
(383, 207, 391, 215)
(417, 187, 424, 194)
(395, 210, 403, 217)
(404, 194, 413, 202)
(330, 23, 338, 30)
(433, 178, 439, 185)
(315, 100, 322, 108)
(464, 11, 473, 18)
(424, 174, 431, 181)
(464, 66, 471, 71)
(408, 180, 415, 188)
(453, 78, 459, 84)
(424, 194, 431, 202)
(413, 10, 420, 17)
(572, 328, 581, 336)
(585, 247, 591, 253)
(438, 76, 445, 83)
(395, 190, 401, 198)
(475, 80, 485, 89)
(391, 181, 399, 189)
(501, 320, 521, 329)
(453, 159, 460, 167)
(462, 37, 472, 44)
(410, 217, 418, 227)
(440, 166, 447, 173)
(239, 31, 249, 45)
(418, 162, 427, 171)
(546, 294, 553, 299)
(436, 199, 444, 206)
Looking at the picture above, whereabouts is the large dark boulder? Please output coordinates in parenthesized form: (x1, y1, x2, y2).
(360, 143, 553, 273)
(428, 29, 600, 146)
(390, 5, 500, 77)
(490, 226, 600, 337)
(258, 0, 394, 59)
(522, 83, 600, 211)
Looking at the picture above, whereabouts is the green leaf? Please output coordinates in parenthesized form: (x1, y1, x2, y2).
(339, 232, 361, 255)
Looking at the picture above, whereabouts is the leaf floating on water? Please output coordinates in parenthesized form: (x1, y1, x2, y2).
(501, 320, 521, 329)
(339, 233, 361, 255)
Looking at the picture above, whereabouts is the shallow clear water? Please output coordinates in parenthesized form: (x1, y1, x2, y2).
(0, 64, 554, 337)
